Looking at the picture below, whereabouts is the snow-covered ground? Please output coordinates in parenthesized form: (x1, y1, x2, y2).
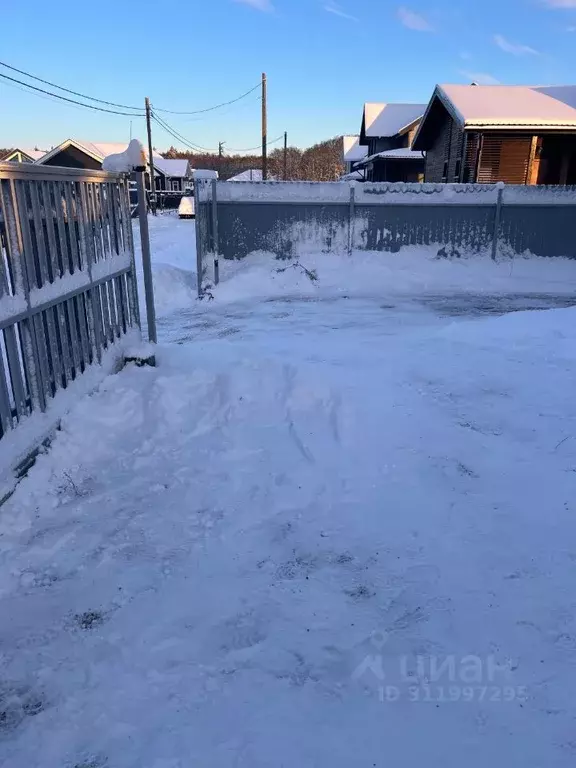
(2, 212, 576, 767)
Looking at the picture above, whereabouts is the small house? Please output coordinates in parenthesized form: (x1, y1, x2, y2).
(36, 139, 169, 190)
(356, 103, 427, 182)
(412, 84, 576, 185)
(153, 158, 193, 191)
(0, 148, 47, 163)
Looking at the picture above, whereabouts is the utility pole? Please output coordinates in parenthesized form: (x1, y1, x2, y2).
(283, 131, 288, 181)
(145, 97, 157, 215)
(218, 141, 225, 159)
(261, 72, 267, 181)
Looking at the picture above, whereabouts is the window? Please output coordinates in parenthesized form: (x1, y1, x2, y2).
(442, 161, 448, 182)
(454, 159, 462, 181)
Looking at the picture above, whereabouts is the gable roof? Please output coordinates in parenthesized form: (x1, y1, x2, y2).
(153, 158, 190, 177)
(1, 147, 46, 162)
(361, 103, 426, 139)
(342, 136, 368, 163)
(227, 169, 263, 181)
(36, 139, 168, 175)
(440, 84, 576, 128)
(413, 84, 576, 149)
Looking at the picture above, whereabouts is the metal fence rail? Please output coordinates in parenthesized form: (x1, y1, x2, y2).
(194, 181, 576, 292)
(0, 161, 140, 454)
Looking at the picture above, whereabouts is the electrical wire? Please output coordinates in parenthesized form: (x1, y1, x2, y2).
(153, 83, 261, 115)
(0, 71, 145, 116)
(0, 59, 143, 112)
(152, 111, 283, 156)
(227, 135, 285, 152)
(0, 58, 262, 122)
(151, 112, 218, 152)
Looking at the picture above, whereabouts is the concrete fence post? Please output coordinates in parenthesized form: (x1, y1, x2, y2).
(211, 178, 220, 285)
(135, 168, 157, 343)
(348, 183, 356, 257)
(491, 183, 504, 261)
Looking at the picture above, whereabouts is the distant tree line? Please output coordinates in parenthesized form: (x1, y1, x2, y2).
(161, 136, 344, 181)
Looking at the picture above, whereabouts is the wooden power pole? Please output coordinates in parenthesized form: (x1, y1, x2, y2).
(283, 131, 288, 181)
(145, 97, 157, 215)
(261, 73, 267, 181)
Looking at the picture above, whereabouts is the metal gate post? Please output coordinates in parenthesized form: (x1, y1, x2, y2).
(194, 178, 204, 298)
(135, 168, 157, 343)
(348, 183, 356, 256)
(491, 183, 504, 261)
(211, 178, 220, 285)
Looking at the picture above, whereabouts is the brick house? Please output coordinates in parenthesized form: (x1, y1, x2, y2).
(412, 84, 576, 185)
(356, 102, 426, 182)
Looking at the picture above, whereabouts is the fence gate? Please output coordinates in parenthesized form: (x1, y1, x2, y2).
(0, 161, 141, 485)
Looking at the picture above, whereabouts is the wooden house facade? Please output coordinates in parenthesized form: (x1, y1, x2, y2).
(413, 85, 576, 185)
(356, 102, 426, 182)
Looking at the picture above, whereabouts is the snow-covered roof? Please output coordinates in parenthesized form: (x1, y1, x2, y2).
(227, 169, 263, 181)
(1, 147, 47, 162)
(36, 139, 164, 168)
(342, 136, 368, 163)
(362, 103, 426, 138)
(340, 169, 365, 181)
(355, 148, 425, 168)
(438, 84, 576, 129)
(153, 158, 190, 178)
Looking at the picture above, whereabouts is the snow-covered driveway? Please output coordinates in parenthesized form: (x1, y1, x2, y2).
(2, 218, 576, 767)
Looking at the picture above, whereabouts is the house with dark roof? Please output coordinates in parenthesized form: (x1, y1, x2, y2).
(412, 84, 576, 185)
(356, 102, 426, 182)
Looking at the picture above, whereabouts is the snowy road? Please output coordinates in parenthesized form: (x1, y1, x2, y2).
(2, 218, 576, 767)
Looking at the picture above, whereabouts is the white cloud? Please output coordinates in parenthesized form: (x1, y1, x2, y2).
(397, 6, 434, 31)
(460, 70, 501, 86)
(324, 2, 358, 21)
(494, 33, 539, 56)
(233, 0, 274, 11)
(542, 0, 576, 6)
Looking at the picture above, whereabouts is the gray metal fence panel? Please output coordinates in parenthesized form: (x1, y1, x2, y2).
(500, 205, 576, 258)
(196, 181, 576, 263)
(0, 161, 140, 454)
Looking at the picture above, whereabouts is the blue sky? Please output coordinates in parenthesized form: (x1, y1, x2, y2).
(2, 0, 576, 153)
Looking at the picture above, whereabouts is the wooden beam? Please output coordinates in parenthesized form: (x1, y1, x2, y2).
(527, 136, 542, 185)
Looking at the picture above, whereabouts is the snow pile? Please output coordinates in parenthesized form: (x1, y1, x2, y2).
(101, 139, 146, 172)
(211, 246, 576, 305)
(132, 212, 198, 316)
(2, 297, 576, 766)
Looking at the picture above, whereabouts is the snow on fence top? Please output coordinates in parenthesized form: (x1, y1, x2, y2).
(502, 184, 576, 205)
(209, 180, 576, 206)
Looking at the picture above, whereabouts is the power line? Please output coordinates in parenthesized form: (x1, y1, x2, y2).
(0, 58, 263, 124)
(227, 135, 284, 152)
(0, 71, 145, 116)
(0, 59, 143, 112)
(151, 112, 218, 152)
(153, 83, 261, 115)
